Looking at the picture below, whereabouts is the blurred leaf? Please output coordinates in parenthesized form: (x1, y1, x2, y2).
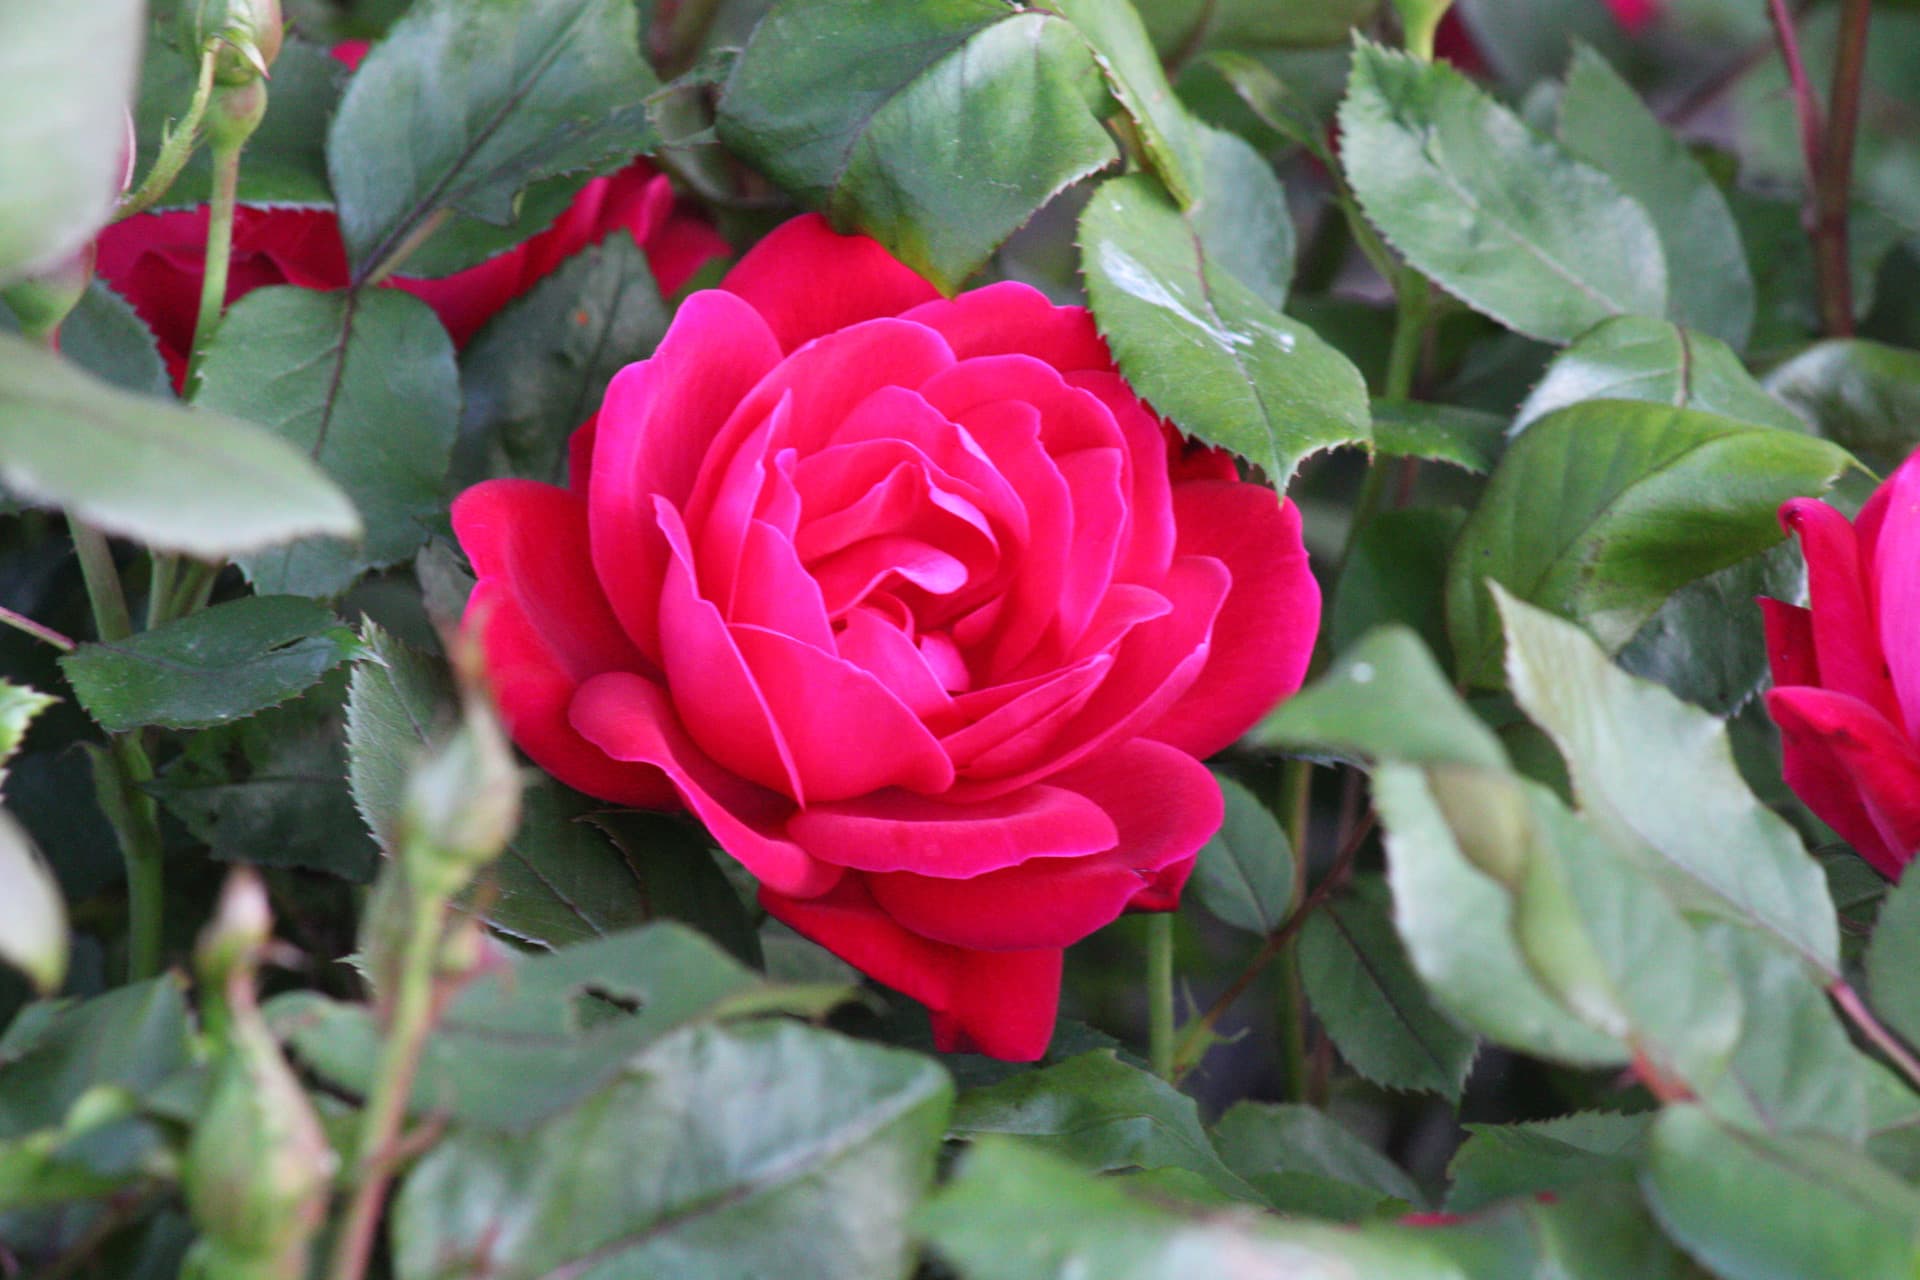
(1080, 129, 1366, 488)
(1496, 592, 1840, 976)
(277, 922, 851, 1131)
(344, 622, 456, 849)
(1514, 317, 1804, 435)
(1765, 339, 1920, 477)
(60, 596, 359, 733)
(1256, 625, 1505, 769)
(459, 234, 670, 487)
(0, 682, 56, 790)
(949, 1051, 1259, 1203)
(0, 332, 361, 557)
(1644, 1104, 1920, 1280)
(1614, 540, 1804, 716)
(1189, 774, 1293, 935)
(1331, 507, 1465, 662)
(1050, 0, 1198, 207)
(0, 814, 65, 996)
(0, 0, 143, 283)
(329, 0, 656, 277)
(1140, 0, 1380, 55)
(1447, 400, 1851, 687)
(1197, 50, 1335, 159)
(717, 0, 1117, 292)
(1867, 870, 1920, 1049)
(1300, 878, 1477, 1099)
(1424, 1179, 1695, 1279)
(1339, 40, 1665, 343)
(1558, 47, 1754, 349)
(199, 287, 458, 598)
(0, 1110, 169, 1209)
(1371, 402, 1504, 474)
(1213, 1101, 1425, 1214)
(1732, 191, 1902, 357)
(1446, 1111, 1650, 1213)
(0, 980, 192, 1138)
(1452, 0, 1628, 85)
(392, 1021, 949, 1280)
(59, 282, 171, 399)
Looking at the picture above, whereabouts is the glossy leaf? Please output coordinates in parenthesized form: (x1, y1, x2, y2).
(1868, 870, 1920, 1049)
(1446, 1112, 1650, 1213)
(1300, 879, 1477, 1099)
(717, 0, 1117, 292)
(1213, 1101, 1425, 1213)
(197, 288, 458, 597)
(328, 0, 656, 277)
(59, 596, 359, 733)
(1372, 402, 1505, 474)
(1559, 47, 1754, 348)
(1496, 591, 1840, 975)
(0, 0, 143, 283)
(1447, 400, 1851, 686)
(0, 813, 65, 995)
(1080, 133, 1367, 487)
(1049, 0, 1198, 207)
(1614, 540, 1804, 716)
(1514, 317, 1804, 435)
(1189, 774, 1293, 935)
(1765, 338, 1920, 475)
(1339, 40, 1666, 343)
(0, 332, 360, 557)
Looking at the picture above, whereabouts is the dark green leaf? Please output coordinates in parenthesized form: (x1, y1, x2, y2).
(1300, 878, 1477, 1099)
(59, 596, 358, 733)
(1330, 507, 1466, 662)
(1867, 869, 1920, 1049)
(1189, 774, 1292, 935)
(717, 0, 1118, 292)
(391, 1021, 950, 1280)
(1422, 1179, 1695, 1279)
(58, 282, 171, 400)
(1372, 402, 1505, 474)
(328, 0, 657, 277)
(1192, 50, 1334, 160)
(1644, 1104, 1920, 1280)
(1765, 338, 1920, 476)
(458, 234, 670, 486)
(0, 0, 143, 282)
(1514, 317, 1805, 435)
(197, 287, 458, 597)
(1080, 132, 1367, 487)
(585, 809, 762, 967)
(1558, 47, 1754, 348)
(1446, 1111, 1649, 1213)
(481, 782, 653, 949)
(949, 1051, 1259, 1202)
(1614, 540, 1805, 716)
(1140, 0, 1380, 55)
(0, 332, 361, 556)
(1049, 0, 1199, 207)
(1339, 40, 1665, 343)
(1212, 1100, 1425, 1213)
(1446, 400, 1851, 687)
(0, 980, 192, 1138)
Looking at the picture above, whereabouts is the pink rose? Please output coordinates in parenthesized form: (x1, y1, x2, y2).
(1763, 449, 1920, 878)
(451, 214, 1320, 1059)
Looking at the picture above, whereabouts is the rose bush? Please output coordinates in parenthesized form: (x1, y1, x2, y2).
(451, 214, 1319, 1059)
(1764, 448, 1920, 878)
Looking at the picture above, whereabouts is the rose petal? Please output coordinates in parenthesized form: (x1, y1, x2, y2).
(1871, 452, 1920, 739)
(1761, 598, 1820, 689)
(900, 281, 1112, 373)
(720, 213, 940, 353)
(1767, 686, 1920, 877)
(570, 672, 840, 896)
(788, 781, 1116, 877)
(1781, 496, 1901, 727)
(1147, 485, 1318, 759)
(760, 876, 1061, 1059)
(1068, 370, 1178, 585)
(836, 607, 955, 717)
(729, 518, 835, 649)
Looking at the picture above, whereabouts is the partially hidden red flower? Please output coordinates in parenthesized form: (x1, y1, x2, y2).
(1763, 449, 1920, 878)
(1605, 0, 1660, 34)
(450, 215, 1320, 1060)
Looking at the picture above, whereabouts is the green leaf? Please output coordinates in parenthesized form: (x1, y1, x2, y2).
(59, 596, 359, 733)
(1446, 400, 1851, 687)
(481, 783, 654, 949)
(345, 622, 456, 849)
(949, 1051, 1259, 1203)
(0, 0, 143, 282)
(1189, 774, 1293, 935)
(0, 682, 56, 791)
(1300, 878, 1477, 1099)
(0, 813, 65, 996)
(918, 1137, 1468, 1280)
(0, 332, 361, 557)
(1446, 1111, 1650, 1213)
(1049, 0, 1199, 208)
(278, 922, 851, 1132)
(1614, 540, 1805, 716)
(458, 233, 670, 486)
(391, 1021, 950, 1280)
(1256, 625, 1506, 769)
(1141, 0, 1381, 55)
(0, 979, 193, 1138)
(585, 809, 763, 968)
(1196, 49, 1337, 160)
(1868, 869, 1920, 1049)
(1338, 40, 1665, 343)
(1212, 1100, 1425, 1213)
(59, 282, 171, 400)
(1331, 507, 1465, 662)
(1079, 136, 1367, 488)
(1372, 402, 1505, 474)
(1514, 317, 1805, 435)
(1496, 592, 1841, 976)
(1558, 47, 1754, 348)
(1765, 338, 1920, 476)
(329, 0, 657, 277)
(717, 0, 1118, 292)
(1644, 1104, 1920, 1280)
(196, 287, 459, 598)
(1424, 1179, 1695, 1279)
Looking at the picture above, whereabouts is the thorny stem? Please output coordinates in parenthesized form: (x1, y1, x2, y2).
(0, 605, 74, 652)
(183, 138, 244, 393)
(1831, 980, 1920, 1094)
(115, 50, 219, 221)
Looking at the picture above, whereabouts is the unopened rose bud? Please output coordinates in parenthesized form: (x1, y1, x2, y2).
(399, 694, 522, 902)
(195, 868, 272, 998)
(2, 243, 95, 341)
(180, 0, 284, 85)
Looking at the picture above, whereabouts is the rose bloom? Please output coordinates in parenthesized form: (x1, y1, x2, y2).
(452, 214, 1319, 1059)
(1763, 449, 1920, 878)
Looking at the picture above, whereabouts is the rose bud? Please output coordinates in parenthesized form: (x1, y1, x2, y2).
(398, 691, 523, 902)
(1762, 448, 1920, 878)
(451, 215, 1321, 1060)
(178, 0, 284, 84)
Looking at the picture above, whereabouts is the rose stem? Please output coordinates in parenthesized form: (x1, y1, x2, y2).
(0, 606, 74, 652)
(115, 49, 220, 221)
(1147, 913, 1176, 1079)
(1829, 980, 1920, 1093)
(1815, 0, 1871, 337)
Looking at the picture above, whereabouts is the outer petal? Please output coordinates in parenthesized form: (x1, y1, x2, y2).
(1148, 485, 1318, 759)
(900, 282, 1112, 374)
(1767, 686, 1920, 877)
(787, 783, 1117, 877)
(1761, 598, 1819, 689)
(1781, 497, 1901, 727)
(758, 876, 1063, 1060)
(569, 672, 840, 896)
(1871, 452, 1920, 739)
(720, 213, 939, 353)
